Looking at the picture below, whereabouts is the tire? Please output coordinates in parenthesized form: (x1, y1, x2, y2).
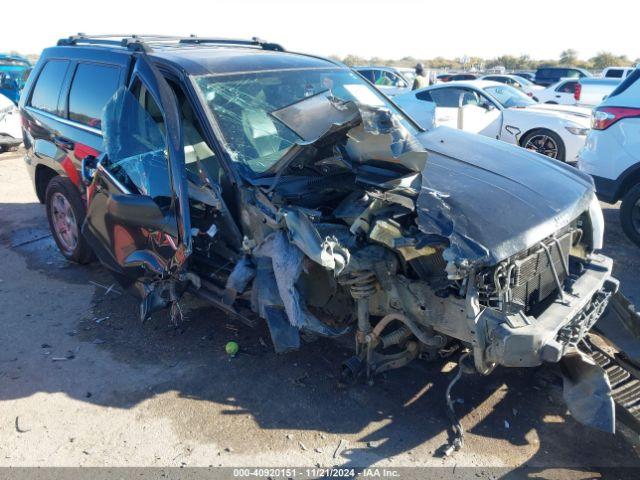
(620, 183, 640, 247)
(521, 129, 566, 162)
(545, 101, 558, 104)
(45, 176, 95, 264)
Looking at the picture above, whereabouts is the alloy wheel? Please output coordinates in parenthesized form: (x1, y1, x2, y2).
(524, 134, 559, 159)
(50, 192, 78, 255)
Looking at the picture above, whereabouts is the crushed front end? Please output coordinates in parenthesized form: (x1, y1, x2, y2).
(186, 85, 618, 436)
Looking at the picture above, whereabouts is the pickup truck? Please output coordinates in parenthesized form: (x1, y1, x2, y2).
(574, 77, 621, 108)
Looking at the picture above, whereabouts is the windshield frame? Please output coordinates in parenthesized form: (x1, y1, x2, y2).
(189, 63, 424, 179)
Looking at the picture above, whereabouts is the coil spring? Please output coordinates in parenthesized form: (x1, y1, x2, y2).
(341, 271, 377, 299)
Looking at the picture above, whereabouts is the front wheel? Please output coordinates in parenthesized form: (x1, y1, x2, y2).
(521, 129, 566, 161)
(45, 176, 95, 264)
(620, 184, 640, 247)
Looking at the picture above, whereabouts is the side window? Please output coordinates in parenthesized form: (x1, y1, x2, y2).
(358, 70, 375, 82)
(556, 81, 577, 93)
(430, 88, 465, 108)
(30, 60, 70, 115)
(460, 89, 480, 106)
(68, 63, 121, 129)
(101, 81, 172, 205)
(416, 90, 433, 102)
(166, 80, 222, 186)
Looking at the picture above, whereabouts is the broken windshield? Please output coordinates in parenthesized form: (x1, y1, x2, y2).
(193, 67, 416, 176)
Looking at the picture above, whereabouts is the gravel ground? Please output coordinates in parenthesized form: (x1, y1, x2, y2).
(0, 147, 639, 475)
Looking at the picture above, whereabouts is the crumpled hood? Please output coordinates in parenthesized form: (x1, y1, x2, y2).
(415, 126, 595, 266)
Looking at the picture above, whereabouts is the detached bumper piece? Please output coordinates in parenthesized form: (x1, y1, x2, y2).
(484, 254, 615, 368)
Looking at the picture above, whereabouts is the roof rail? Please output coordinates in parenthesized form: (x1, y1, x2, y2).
(56, 34, 285, 53)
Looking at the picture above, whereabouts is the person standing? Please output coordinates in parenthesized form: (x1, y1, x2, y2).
(412, 63, 430, 90)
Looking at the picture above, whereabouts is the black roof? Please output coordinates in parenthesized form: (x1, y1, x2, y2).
(153, 47, 341, 76)
(53, 34, 343, 76)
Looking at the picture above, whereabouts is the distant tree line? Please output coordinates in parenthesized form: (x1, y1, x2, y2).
(334, 49, 638, 71)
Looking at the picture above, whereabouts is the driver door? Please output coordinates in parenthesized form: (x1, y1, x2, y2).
(82, 55, 192, 321)
(457, 89, 502, 138)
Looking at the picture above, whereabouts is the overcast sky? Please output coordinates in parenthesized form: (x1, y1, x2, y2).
(1, 0, 637, 61)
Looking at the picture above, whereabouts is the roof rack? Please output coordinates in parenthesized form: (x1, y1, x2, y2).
(56, 34, 285, 53)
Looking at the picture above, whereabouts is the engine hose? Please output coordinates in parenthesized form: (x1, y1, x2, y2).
(372, 313, 446, 348)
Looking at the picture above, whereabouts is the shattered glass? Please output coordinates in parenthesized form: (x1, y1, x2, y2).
(101, 88, 173, 201)
(193, 68, 417, 175)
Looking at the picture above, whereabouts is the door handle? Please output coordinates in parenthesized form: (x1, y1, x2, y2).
(53, 136, 75, 150)
(555, 95, 561, 98)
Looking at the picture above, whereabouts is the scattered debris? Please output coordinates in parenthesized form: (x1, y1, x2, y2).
(314, 447, 323, 453)
(15, 416, 30, 433)
(85, 392, 92, 398)
(40, 343, 51, 349)
(333, 439, 347, 458)
(286, 434, 293, 441)
(89, 281, 121, 296)
(94, 316, 109, 324)
(292, 373, 310, 387)
(52, 351, 75, 361)
(92, 338, 106, 345)
(298, 441, 307, 451)
(504, 420, 510, 429)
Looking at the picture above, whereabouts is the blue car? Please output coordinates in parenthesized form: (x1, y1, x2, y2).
(0, 54, 32, 104)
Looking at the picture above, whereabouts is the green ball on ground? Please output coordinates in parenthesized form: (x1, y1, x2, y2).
(225, 341, 239, 356)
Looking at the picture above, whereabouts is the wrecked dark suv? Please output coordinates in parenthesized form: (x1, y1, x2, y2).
(19, 35, 624, 441)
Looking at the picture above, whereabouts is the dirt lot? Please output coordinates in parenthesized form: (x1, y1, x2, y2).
(1, 147, 639, 475)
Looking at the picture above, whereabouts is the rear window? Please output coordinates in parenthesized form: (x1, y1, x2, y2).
(605, 69, 624, 79)
(30, 60, 70, 114)
(609, 69, 640, 98)
(68, 63, 121, 129)
(556, 80, 577, 93)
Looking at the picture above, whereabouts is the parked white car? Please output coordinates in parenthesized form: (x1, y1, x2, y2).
(480, 74, 543, 99)
(535, 78, 581, 105)
(394, 80, 591, 162)
(574, 78, 621, 108)
(578, 68, 640, 245)
(0, 93, 22, 152)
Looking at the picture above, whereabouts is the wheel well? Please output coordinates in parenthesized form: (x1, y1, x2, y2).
(616, 168, 640, 203)
(35, 165, 59, 204)
(519, 128, 545, 146)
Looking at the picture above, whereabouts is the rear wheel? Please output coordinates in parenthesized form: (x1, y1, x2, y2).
(45, 176, 95, 264)
(620, 184, 640, 247)
(521, 129, 565, 161)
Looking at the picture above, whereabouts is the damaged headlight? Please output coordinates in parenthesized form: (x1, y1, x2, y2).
(588, 194, 604, 250)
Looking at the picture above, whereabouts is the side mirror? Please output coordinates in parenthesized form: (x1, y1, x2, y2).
(481, 102, 496, 111)
(82, 155, 99, 186)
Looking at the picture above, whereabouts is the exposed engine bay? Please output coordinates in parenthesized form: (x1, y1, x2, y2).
(179, 92, 618, 441)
